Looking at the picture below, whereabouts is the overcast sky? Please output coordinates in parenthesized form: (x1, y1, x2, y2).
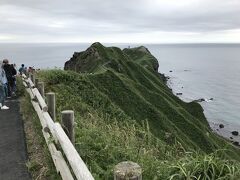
(0, 0, 240, 43)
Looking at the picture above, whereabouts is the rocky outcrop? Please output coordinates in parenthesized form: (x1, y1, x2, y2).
(232, 131, 239, 136)
(194, 98, 214, 103)
(219, 124, 224, 129)
(232, 141, 239, 146)
(64, 42, 104, 73)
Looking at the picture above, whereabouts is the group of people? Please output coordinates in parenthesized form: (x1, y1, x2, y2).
(0, 59, 19, 110)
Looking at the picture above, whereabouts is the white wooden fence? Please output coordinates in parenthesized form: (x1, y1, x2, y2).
(21, 73, 94, 180)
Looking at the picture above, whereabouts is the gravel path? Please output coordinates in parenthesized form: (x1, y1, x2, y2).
(0, 99, 31, 180)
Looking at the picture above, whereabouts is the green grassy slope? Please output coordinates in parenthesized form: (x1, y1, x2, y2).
(64, 42, 238, 154)
(37, 42, 240, 179)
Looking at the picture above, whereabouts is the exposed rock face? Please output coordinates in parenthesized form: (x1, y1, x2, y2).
(64, 42, 103, 73)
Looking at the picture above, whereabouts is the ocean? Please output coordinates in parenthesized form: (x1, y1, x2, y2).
(0, 43, 239, 141)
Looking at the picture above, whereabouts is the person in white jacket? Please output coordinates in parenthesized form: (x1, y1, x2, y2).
(0, 62, 9, 110)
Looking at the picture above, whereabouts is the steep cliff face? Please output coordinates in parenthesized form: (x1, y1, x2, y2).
(63, 43, 238, 154)
(64, 42, 104, 73)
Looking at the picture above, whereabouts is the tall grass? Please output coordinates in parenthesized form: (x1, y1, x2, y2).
(169, 150, 240, 180)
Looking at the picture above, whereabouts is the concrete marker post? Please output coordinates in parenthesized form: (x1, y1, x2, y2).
(114, 161, 142, 180)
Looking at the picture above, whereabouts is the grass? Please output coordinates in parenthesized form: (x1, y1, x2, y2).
(169, 151, 240, 180)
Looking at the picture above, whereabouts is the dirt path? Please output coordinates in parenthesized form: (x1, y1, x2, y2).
(0, 98, 31, 180)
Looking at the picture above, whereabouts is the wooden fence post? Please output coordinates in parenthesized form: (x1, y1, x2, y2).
(46, 92, 56, 121)
(114, 161, 142, 180)
(26, 71, 29, 78)
(61, 110, 75, 145)
(30, 73, 35, 85)
(35, 78, 39, 88)
(38, 82, 45, 97)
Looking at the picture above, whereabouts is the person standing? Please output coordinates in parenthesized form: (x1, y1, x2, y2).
(11, 64, 17, 95)
(0, 62, 9, 110)
(19, 64, 26, 75)
(2, 59, 15, 97)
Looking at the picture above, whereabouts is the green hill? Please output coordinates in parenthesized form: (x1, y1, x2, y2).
(37, 42, 240, 179)
(64, 42, 235, 153)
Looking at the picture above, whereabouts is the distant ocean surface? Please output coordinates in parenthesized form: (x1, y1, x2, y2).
(1, 43, 240, 135)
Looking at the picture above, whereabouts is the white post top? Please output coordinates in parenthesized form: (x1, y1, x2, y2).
(46, 92, 55, 95)
(62, 110, 74, 114)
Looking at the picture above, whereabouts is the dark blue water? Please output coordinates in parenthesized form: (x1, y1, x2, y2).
(0, 43, 239, 140)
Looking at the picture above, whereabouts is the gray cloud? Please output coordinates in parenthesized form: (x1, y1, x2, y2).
(0, 0, 240, 42)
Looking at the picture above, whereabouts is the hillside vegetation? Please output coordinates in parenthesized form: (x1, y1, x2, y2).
(37, 43, 240, 179)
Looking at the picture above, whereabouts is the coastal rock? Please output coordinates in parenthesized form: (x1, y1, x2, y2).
(232, 141, 239, 146)
(194, 98, 205, 102)
(232, 131, 239, 136)
(194, 98, 213, 103)
(219, 124, 224, 129)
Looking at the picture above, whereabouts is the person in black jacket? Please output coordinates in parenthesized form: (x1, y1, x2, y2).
(11, 64, 17, 95)
(2, 59, 16, 97)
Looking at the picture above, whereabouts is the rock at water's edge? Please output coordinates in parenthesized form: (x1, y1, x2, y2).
(232, 131, 239, 136)
(233, 141, 239, 146)
(219, 124, 224, 129)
